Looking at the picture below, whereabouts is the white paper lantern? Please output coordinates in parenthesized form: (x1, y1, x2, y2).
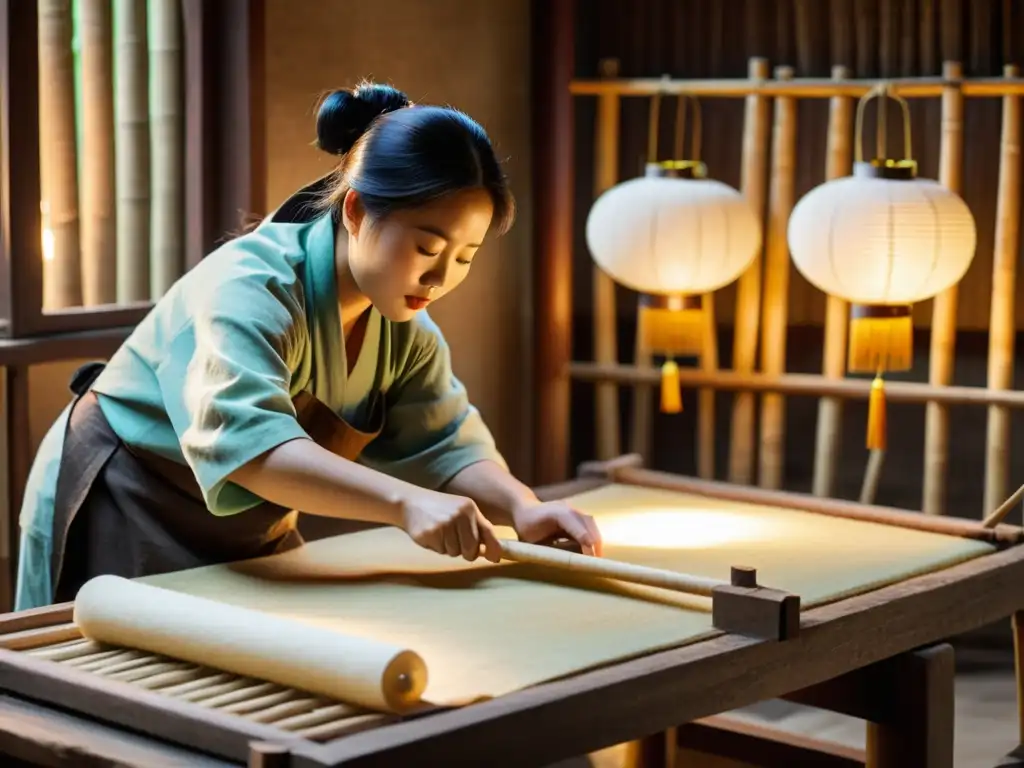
(586, 167, 762, 297)
(787, 164, 977, 308)
(585, 163, 763, 412)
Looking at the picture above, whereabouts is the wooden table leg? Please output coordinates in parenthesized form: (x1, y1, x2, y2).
(863, 644, 954, 768)
(998, 611, 1024, 766)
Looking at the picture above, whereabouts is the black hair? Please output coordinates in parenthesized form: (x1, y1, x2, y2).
(315, 81, 515, 235)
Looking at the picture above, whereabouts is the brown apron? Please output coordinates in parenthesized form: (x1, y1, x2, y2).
(49, 361, 383, 603)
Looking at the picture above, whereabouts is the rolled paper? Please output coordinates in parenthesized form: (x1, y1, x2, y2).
(73, 575, 427, 713)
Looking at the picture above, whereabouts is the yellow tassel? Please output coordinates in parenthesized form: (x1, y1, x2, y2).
(660, 359, 682, 413)
(866, 374, 887, 451)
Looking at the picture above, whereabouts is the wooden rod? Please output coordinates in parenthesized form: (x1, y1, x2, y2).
(568, 362, 1024, 410)
(982, 483, 1024, 529)
(984, 64, 1022, 517)
(609, 466, 1023, 546)
(923, 61, 965, 517)
(498, 539, 727, 597)
(0, 622, 82, 651)
(812, 64, 854, 499)
(593, 58, 621, 462)
(728, 56, 772, 486)
(569, 77, 1024, 99)
(758, 66, 798, 491)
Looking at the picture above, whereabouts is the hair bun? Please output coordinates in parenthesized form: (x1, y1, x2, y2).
(316, 82, 411, 156)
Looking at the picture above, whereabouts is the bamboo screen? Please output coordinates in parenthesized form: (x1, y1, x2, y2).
(568, 59, 1024, 521)
(37, 0, 184, 312)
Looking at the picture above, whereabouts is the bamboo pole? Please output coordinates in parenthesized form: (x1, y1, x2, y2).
(568, 78, 1024, 99)
(115, 0, 150, 304)
(610, 466, 1022, 547)
(728, 57, 771, 486)
(593, 58, 621, 460)
(38, 0, 82, 310)
(757, 67, 797, 491)
(568, 362, 1024, 410)
(79, 0, 116, 307)
(923, 60, 964, 516)
(812, 65, 854, 498)
(697, 294, 717, 480)
(149, 0, 184, 299)
(984, 64, 1022, 517)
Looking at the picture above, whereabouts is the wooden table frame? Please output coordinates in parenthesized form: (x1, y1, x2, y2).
(0, 454, 1023, 767)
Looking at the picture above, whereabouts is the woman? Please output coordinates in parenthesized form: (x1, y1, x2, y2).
(15, 82, 602, 612)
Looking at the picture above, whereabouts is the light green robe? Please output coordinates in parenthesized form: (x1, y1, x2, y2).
(15, 209, 505, 610)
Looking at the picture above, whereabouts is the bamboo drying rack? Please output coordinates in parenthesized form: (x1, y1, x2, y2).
(536, 56, 1024, 520)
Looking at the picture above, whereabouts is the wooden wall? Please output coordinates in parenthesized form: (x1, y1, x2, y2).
(571, 0, 1024, 330)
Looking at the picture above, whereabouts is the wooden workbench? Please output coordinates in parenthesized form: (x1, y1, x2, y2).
(0, 455, 1022, 768)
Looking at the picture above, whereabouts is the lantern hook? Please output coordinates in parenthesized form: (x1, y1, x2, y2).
(854, 82, 916, 176)
(647, 77, 703, 175)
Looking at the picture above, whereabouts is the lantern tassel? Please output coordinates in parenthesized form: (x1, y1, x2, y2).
(660, 359, 682, 413)
(866, 373, 887, 451)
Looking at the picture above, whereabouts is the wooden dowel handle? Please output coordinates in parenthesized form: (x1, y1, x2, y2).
(983, 483, 1024, 529)
(498, 539, 727, 597)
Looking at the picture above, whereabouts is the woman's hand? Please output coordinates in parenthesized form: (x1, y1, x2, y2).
(399, 487, 503, 563)
(511, 500, 604, 557)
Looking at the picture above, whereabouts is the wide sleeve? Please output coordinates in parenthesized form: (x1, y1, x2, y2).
(359, 326, 507, 490)
(154, 274, 311, 515)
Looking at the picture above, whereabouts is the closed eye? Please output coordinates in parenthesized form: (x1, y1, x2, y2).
(418, 246, 441, 257)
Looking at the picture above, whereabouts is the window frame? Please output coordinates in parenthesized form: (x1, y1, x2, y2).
(0, 0, 265, 339)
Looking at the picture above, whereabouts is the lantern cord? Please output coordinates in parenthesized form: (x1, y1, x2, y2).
(866, 372, 887, 452)
(647, 90, 662, 163)
(647, 84, 702, 164)
(673, 94, 702, 161)
(660, 359, 683, 414)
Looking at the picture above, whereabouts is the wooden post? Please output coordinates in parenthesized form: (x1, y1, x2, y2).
(922, 60, 964, 516)
(812, 65, 855, 498)
(531, 0, 574, 484)
(984, 64, 1021, 517)
(728, 56, 771, 485)
(864, 644, 954, 768)
(757, 66, 797, 491)
(593, 58, 621, 461)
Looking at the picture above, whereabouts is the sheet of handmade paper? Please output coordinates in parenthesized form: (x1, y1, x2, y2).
(141, 483, 993, 706)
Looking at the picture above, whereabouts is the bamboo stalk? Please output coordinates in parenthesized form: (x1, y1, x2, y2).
(149, 0, 184, 299)
(38, 0, 82, 310)
(984, 64, 1022, 517)
(593, 58, 621, 461)
(609, 466, 1022, 546)
(697, 292, 717, 480)
(728, 57, 771, 486)
(115, 0, 150, 303)
(812, 66, 855, 499)
(568, 78, 1024, 99)
(923, 61, 965, 517)
(79, 0, 116, 306)
(568, 362, 1024, 410)
(757, 67, 797, 491)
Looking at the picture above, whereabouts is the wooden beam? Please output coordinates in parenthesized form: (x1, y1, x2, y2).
(531, 0, 575, 486)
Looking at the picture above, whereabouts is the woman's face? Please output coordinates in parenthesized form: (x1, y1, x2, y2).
(342, 187, 494, 322)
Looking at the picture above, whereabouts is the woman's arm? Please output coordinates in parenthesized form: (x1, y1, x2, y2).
(441, 459, 537, 527)
(444, 460, 603, 556)
(227, 438, 416, 526)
